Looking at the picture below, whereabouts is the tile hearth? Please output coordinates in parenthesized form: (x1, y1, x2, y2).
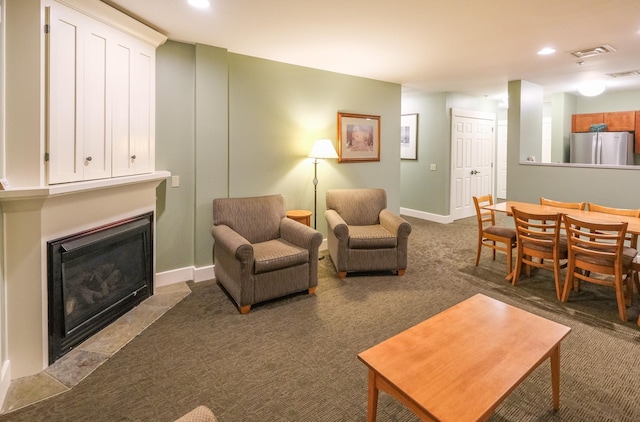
(1, 282, 191, 415)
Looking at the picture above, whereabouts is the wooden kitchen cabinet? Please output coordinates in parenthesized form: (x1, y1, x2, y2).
(572, 113, 604, 132)
(604, 111, 636, 131)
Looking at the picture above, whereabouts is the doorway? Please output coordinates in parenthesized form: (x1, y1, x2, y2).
(450, 109, 496, 220)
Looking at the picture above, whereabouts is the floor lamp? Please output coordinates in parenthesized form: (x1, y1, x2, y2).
(308, 139, 338, 229)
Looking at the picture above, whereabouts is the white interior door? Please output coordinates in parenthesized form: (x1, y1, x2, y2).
(451, 109, 496, 220)
(497, 119, 507, 199)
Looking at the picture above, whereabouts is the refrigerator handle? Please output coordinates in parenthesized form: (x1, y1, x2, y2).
(593, 133, 601, 164)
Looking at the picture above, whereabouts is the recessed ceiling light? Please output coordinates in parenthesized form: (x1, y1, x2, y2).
(188, 0, 211, 8)
(537, 47, 556, 55)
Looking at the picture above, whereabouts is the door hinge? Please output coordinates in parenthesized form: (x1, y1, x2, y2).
(44, 24, 50, 34)
(44, 152, 50, 162)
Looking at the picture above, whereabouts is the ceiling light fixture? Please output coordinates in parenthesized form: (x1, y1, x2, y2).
(570, 44, 616, 59)
(606, 69, 640, 78)
(537, 47, 556, 55)
(188, 0, 211, 8)
(578, 80, 606, 97)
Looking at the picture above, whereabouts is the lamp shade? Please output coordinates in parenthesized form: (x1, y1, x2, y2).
(309, 139, 338, 159)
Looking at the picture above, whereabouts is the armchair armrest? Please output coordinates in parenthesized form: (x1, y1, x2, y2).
(211, 224, 254, 262)
(380, 209, 412, 238)
(280, 218, 323, 250)
(325, 209, 349, 240)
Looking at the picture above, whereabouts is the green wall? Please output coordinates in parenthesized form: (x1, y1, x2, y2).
(400, 90, 499, 217)
(156, 41, 197, 273)
(155, 42, 401, 273)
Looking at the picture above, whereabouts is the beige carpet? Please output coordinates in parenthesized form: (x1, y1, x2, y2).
(1, 215, 639, 421)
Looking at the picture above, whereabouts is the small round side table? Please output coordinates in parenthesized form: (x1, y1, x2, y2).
(286, 209, 312, 227)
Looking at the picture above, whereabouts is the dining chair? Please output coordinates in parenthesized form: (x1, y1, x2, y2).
(587, 202, 640, 248)
(473, 195, 517, 276)
(562, 215, 637, 322)
(540, 197, 586, 210)
(511, 207, 567, 300)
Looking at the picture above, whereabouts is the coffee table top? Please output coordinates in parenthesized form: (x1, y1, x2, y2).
(357, 294, 571, 421)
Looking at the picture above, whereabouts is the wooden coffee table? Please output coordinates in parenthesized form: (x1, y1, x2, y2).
(357, 294, 571, 421)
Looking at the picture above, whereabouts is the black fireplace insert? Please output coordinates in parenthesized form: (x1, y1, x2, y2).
(47, 212, 153, 364)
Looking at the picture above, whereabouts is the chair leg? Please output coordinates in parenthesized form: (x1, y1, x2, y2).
(511, 247, 523, 286)
(614, 276, 628, 322)
(561, 263, 574, 303)
(475, 239, 482, 267)
(239, 305, 251, 314)
(338, 271, 347, 279)
(308, 287, 317, 295)
(397, 269, 406, 276)
(552, 260, 562, 301)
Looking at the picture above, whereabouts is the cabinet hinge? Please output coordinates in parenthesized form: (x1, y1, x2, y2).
(44, 152, 50, 162)
(44, 24, 50, 34)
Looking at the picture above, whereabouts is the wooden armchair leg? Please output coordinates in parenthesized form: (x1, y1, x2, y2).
(308, 287, 317, 295)
(397, 269, 406, 276)
(338, 271, 347, 278)
(239, 305, 251, 314)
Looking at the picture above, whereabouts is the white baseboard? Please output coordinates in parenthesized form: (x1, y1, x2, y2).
(400, 207, 453, 224)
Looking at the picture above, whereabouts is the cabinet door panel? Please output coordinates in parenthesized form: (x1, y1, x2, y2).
(47, 7, 83, 184)
(82, 27, 111, 180)
(111, 42, 133, 177)
(131, 48, 154, 174)
(604, 111, 635, 131)
(571, 113, 604, 132)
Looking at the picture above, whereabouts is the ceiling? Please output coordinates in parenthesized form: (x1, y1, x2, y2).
(102, 0, 640, 102)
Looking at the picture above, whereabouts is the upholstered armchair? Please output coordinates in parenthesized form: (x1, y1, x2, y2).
(211, 194, 323, 314)
(325, 188, 412, 278)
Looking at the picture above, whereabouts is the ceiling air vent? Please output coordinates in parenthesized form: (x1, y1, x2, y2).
(570, 44, 616, 59)
(606, 69, 640, 78)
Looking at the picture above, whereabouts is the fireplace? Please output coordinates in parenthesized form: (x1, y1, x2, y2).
(47, 212, 154, 364)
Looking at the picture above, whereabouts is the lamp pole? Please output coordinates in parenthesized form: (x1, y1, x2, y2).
(312, 158, 319, 229)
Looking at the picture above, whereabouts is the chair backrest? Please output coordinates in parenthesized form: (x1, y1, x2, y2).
(587, 202, 640, 248)
(512, 207, 562, 253)
(326, 188, 386, 226)
(473, 194, 495, 231)
(540, 197, 586, 210)
(213, 194, 286, 243)
(587, 202, 640, 218)
(563, 214, 627, 270)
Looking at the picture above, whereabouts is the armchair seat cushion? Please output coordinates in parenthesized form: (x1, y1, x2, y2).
(348, 225, 398, 249)
(253, 239, 310, 274)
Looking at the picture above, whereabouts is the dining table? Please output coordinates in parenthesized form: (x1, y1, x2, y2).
(484, 200, 640, 235)
(483, 200, 640, 281)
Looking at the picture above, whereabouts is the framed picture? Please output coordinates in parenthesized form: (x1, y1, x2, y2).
(337, 112, 380, 162)
(400, 113, 418, 160)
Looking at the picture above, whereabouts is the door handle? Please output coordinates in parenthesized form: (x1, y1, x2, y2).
(470, 170, 480, 175)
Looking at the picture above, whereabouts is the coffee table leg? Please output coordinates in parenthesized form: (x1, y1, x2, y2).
(367, 369, 379, 422)
(550, 344, 561, 411)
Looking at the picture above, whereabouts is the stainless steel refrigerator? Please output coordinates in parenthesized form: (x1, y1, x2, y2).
(570, 132, 635, 165)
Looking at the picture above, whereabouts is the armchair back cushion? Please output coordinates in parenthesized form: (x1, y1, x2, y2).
(326, 188, 386, 225)
(213, 194, 285, 243)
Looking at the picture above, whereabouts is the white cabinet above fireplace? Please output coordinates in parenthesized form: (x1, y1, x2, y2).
(4, 0, 166, 189)
(46, 0, 159, 184)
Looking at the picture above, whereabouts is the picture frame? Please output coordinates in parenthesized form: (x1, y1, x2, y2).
(337, 112, 381, 163)
(400, 113, 418, 160)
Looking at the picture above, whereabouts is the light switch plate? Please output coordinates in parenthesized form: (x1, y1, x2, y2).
(171, 175, 180, 187)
